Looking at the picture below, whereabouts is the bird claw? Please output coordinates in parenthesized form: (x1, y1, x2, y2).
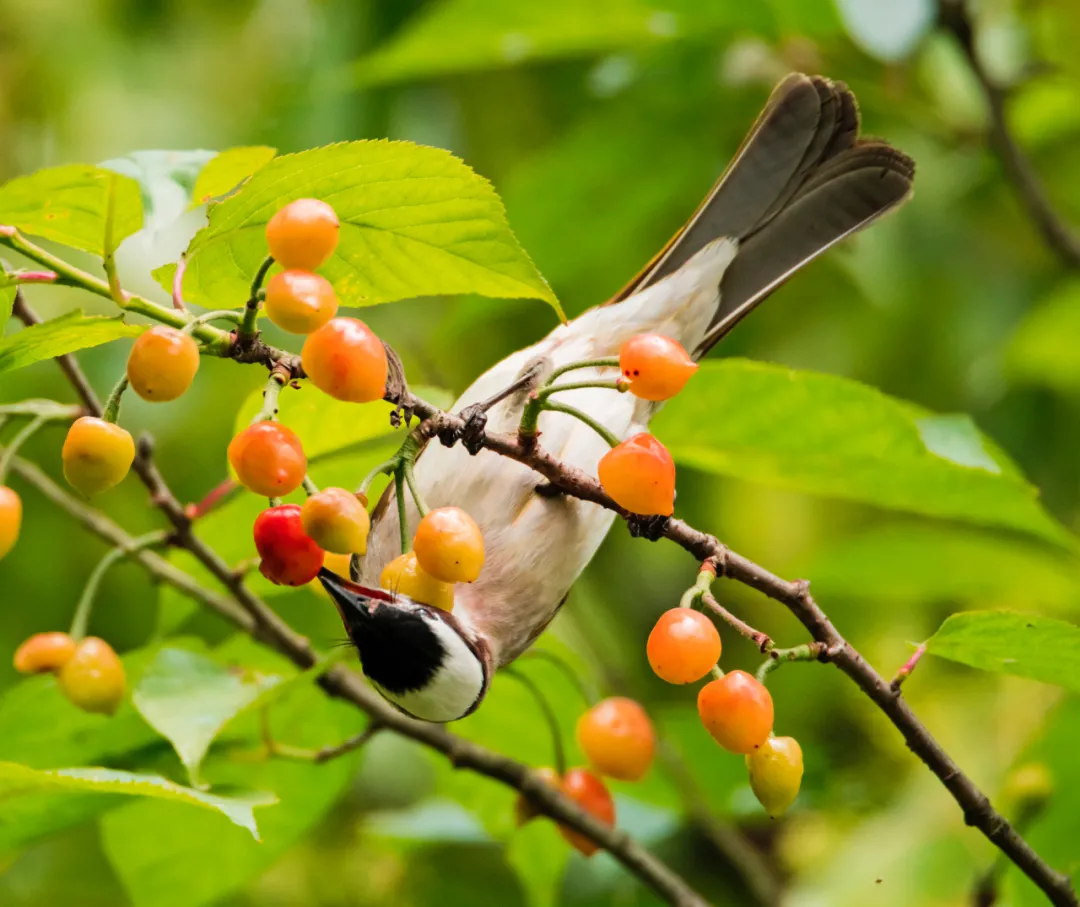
(438, 403, 488, 455)
(626, 514, 670, 541)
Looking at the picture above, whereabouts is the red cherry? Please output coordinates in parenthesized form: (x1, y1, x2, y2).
(558, 767, 616, 856)
(597, 432, 676, 516)
(253, 504, 325, 586)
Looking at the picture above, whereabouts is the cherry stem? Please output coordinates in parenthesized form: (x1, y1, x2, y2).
(755, 642, 825, 685)
(181, 309, 244, 335)
(171, 256, 189, 312)
(518, 649, 600, 707)
(102, 175, 127, 308)
(102, 376, 129, 424)
(239, 256, 274, 338)
(69, 530, 168, 641)
(890, 642, 928, 692)
(394, 469, 409, 555)
(546, 357, 619, 385)
(252, 372, 286, 424)
(536, 379, 627, 401)
(678, 565, 716, 610)
(5, 269, 58, 284)
(403, 461, 429, 518)
(301, 475, 320, 497)
(0, 415, 47, 484)
(701, 591, 772, 653)
(185, 478, 239, 521)
(536, 399, 620, 448)
(518, 357, 622, 441)
(503, 666, 567, 777)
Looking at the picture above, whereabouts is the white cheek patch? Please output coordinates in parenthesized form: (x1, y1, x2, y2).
(375, 618, 485, 723)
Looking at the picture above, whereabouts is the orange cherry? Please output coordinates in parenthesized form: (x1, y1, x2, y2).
(619, 334, 698, 401)
(57, 637, 126, 715)
(558, 768, 616, 856)
(265, 198, 340, 271)
(576, 697, 655, 781)
(0, 485, 22, 559)
(698, 670, 774, 754)
(597, 432, 675, 515)
(647, 608, 721, 684)
(62, 417, 135, 497)
(379, 551, 455, 611)
(301, 317, 388, 404)
(13, 631, 77, 674)
(227, 421, 307, 497)
(264, 270, 339, 334)
(126, 326, 201, 401)
(413, 506, 485, 583)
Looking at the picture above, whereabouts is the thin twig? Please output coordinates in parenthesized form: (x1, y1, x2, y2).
(702, 592, 772, 652)
(891, 642, 928, 692)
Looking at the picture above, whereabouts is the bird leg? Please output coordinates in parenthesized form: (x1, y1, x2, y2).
(626, 514, 670, 541)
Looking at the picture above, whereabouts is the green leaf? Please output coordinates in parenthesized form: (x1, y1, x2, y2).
(652, 360, 1072, 547)
(189, 146, 277, 208)
(0, 310, 145, 376)
(165, 141, 561, 317)
(0, 762, 276, 843)
(0, 285, 14, 335)
(132, 648, 282, 788)
(1007, 278, 1080, 394)
(507, 821, 569, 907)
(927, 611, 1080, 692)
(0, 164, 143, 255)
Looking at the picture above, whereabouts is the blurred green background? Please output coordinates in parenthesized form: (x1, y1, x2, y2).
(2, 0, 1080, 905)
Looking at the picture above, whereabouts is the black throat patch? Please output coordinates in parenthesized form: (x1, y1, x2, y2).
(346, 605, 447, 695)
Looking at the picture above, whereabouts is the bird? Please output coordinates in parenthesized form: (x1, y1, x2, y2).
(318, 73, 915, 723)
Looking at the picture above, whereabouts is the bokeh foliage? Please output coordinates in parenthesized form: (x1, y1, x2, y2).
(1, 0, 1080, 905)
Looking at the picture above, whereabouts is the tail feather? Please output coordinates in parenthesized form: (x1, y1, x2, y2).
(605, 73, 915, 356)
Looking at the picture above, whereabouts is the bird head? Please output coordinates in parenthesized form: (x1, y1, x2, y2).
(317, 568, 491, 723)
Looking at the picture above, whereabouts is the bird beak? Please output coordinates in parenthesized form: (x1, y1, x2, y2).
(317, 567, 393, 638)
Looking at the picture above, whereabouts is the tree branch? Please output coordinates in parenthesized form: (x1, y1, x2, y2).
(940, 0, 1080, 269)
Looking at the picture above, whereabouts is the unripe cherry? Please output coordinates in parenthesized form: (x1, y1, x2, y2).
(558, 768, 616, 856)
(126, 326, 200, 401)
(0, 485, 22, 559)
(13, 631, 76, 674)
(379, 551, 455, 611)
(647, 608, 721, 684)
(301, 317, 388, 404)
(254, 504, 325, 586)
(264, 270, 339, 334)
(576, 697, 655, 781)
(62, 417, 135, 497)
(300, 487, 370, 554)
(697, 670, 774, 754)
(57, 637, 126, 715)
(746, 736, 803, 817)
(227, 421, 307, 497)
(597, 432, 675, 516)
(413, 506, 485, 583)
(619, 334, 698, 401)
(266, 198, 340, 271)
(514, 766, 561, 827)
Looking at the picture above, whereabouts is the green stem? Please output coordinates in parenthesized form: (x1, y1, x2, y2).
(252, 373, 285, 424)
(69, 531, 168, 640)
(395, 468, 409, 555)
(678, 566, 716, 610)
(302, 475, 320, 496)
(540, 400, 620, 448)
(503, 667, 567, 776)
(519, 650, 600, 706)
(0, 401, 82, 419)
(0, 415, 47, 484)
(546, 357, 619, 385)
(358, 456, 398, 497)
(239, 256, 274, 337)
(0, 228, 231, 353)
(102, 376, 129, 424)
(403, 461, 429, 518)
(102, 175, 125, 307)
(181, 309, 244, 334)
(755, 643, 821, 685)
(536, 379, 626, 401)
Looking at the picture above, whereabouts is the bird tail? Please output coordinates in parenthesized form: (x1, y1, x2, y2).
(605, 73, 915, 357)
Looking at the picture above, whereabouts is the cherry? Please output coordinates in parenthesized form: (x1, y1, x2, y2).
(746, 735, 803, 817)
(13, 631, 76, 674)
(62, 417, 135, 497)
(379, 551, 455, 611)
(309, 551, 353, 599)
(126, 326, 200, 402)
(558, 767, 616, 856)
(0, 485, 21, 560)
(597, 432, 675, 516)
(413, 506, 485, 583)
(647, 608, 721, 684)
(514, 766, 561, 826)
(300, 487, 370, 554)
(265, 198, 340, 271)
(301, 317, 388, 404)
(697, 670, 774, 754)
(57, 637, 126, 715)
(619, 334, 698, 401)
(227, 421, 307, 498)
(264, 270, 339, 335)
(254, 504, 325, 586)
(576, 697, 655, 781)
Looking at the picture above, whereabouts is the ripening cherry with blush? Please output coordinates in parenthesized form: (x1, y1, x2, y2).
(265, 198, 340, 271)
(647, 608, 721, 684)
(619, 334, 698, 401)
(413, 506, 485, 583)
(227, 421, 307, 497)
(126, 326, 201, 401)
(264, 270, 339, 334)
(379, 551, 455, 612)
(0, 485, 22, 559)
(13, 631, 76, 674)
(62, 417, 136, 497)
(301, 317, 388, 403)
(697, 670, 774, 754)
(597, 432, 675, 516)
(576, 697, 655, 781)
(254, 504, 325, 586)
(300, 487, 370, 554)
(558, 767, 616, 856)
(746, 735, 803, 818)
(57, 637, 126, 715)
